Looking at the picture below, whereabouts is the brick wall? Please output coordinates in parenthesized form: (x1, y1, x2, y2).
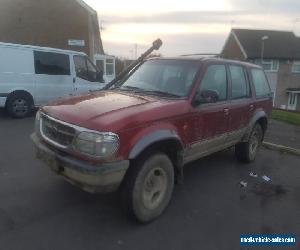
(0, 0, 103, 57)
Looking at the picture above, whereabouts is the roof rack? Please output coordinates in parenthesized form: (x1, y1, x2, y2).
(180, 53, 220, 57)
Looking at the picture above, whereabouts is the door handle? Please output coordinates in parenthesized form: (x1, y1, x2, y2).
(223, 108, 229, 115)
(249, 104, 254, 111)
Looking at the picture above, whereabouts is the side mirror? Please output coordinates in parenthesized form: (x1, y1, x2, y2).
(192, 89, 219, 106)
(96, 71, 104, 83)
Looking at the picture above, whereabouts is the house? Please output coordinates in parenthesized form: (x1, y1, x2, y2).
(221, 29, 300, 111)
(0, 0, 104, 58)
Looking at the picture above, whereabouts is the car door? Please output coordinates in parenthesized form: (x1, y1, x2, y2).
(185, 64, 230, 162)
(34, 51, 73, 105)
(226, 64, 253, 145)
(73, 55, 105, 95)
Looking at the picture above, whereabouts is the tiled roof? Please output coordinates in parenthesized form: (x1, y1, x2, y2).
(232, 29, 300, 59)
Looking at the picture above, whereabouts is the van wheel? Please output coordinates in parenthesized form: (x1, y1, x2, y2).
(235, 123, 263, 163)
(6, 92, 33, 118)
(122, 153, 174, 223)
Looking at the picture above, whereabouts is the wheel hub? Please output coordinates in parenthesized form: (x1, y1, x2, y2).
(12, 99, 28, 114)
(142, 167, 168, 210)
(249, 132, 258, 155)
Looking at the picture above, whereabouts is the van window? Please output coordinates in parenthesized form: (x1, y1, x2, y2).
(251, 69, 271, 98)
(34, 51, 70, 75)
(229, 65, 250, 99)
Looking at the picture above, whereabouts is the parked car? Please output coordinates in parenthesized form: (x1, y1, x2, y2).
(31, 56, 272, 222)
(0, 42, 108, 118)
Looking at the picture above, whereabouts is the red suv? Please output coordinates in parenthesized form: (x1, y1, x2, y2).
(31, 57, 272, 222)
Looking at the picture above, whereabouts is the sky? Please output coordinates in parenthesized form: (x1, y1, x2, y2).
(83, 0, 300, 58)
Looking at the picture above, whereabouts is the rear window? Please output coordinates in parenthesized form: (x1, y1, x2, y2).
(34, 51, 70, 75)
(251, 69, 270, 98)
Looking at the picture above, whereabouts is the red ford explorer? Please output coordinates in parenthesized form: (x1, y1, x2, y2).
(31, 56, 272, 222)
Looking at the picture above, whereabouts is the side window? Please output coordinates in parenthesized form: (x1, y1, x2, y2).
(34, 51, 70, 75)
(229, 65, 250, 99)
(251, 69, 271, 98)
(198, 64, 227, 102)
(74, 56, 88, 80)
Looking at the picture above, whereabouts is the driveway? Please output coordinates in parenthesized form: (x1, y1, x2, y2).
(0, 111, 300, 250)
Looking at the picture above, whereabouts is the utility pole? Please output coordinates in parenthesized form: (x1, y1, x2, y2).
(261, 36, 269, 62)
(99, 20, 105, 31)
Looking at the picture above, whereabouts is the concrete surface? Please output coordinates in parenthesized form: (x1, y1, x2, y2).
(265, 119, 300, 150)
(0, 110, 300, 250)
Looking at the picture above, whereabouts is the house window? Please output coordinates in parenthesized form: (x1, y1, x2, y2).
(291, 61, 300, 73)
(254, 59, 279, 72)
(106, 58, 115, 76)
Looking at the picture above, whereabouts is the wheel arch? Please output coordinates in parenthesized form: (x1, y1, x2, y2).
(242, 110, 268, 142)
(128, 130, 185, 183)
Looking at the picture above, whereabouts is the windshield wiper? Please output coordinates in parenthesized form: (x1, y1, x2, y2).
(118, 86, 181, 98)
(119, 86, 146, 92)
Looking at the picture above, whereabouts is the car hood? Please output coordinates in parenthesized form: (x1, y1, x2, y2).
(42, 91, 171, 131)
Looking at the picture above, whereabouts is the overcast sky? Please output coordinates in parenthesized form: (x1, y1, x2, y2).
(83, 0, 300, 58)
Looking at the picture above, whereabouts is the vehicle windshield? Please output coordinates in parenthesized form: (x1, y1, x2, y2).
(120, 59, 199, 97)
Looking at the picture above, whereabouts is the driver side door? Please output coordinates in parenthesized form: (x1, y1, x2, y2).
(185, 64, 230, 162)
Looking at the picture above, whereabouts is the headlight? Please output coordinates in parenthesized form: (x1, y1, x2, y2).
(73, 131, 119, 158)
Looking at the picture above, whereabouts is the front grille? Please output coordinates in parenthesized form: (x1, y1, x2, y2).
(41, 114, 76, 147)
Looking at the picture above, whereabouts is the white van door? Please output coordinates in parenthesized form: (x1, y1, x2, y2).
(34, 51, 73, 105)
(0, 46, 35, 107)
(73, 55, 105, 95)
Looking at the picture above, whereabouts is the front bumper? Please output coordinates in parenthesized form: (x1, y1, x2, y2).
(31, 133, 129, 193)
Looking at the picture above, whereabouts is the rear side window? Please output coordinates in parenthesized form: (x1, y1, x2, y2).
(229, 65, 250, 99)
(251, 69, 271, 98)
(34, 51, 70, 75)
(199, 65, 227, 101)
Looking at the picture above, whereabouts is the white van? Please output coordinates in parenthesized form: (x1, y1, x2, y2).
(0, 42, 110, 118)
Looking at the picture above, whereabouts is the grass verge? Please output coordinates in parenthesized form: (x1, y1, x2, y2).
(272, 109, 300, 126)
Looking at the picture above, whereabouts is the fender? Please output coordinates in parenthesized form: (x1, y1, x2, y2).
(242, 109, 267, 142)
(128, 129, 183, 159)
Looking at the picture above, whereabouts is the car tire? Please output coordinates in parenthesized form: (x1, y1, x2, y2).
(6, 92, 33, 118)
(122, 153, 175, 223)
(235, 123, 263, 163)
